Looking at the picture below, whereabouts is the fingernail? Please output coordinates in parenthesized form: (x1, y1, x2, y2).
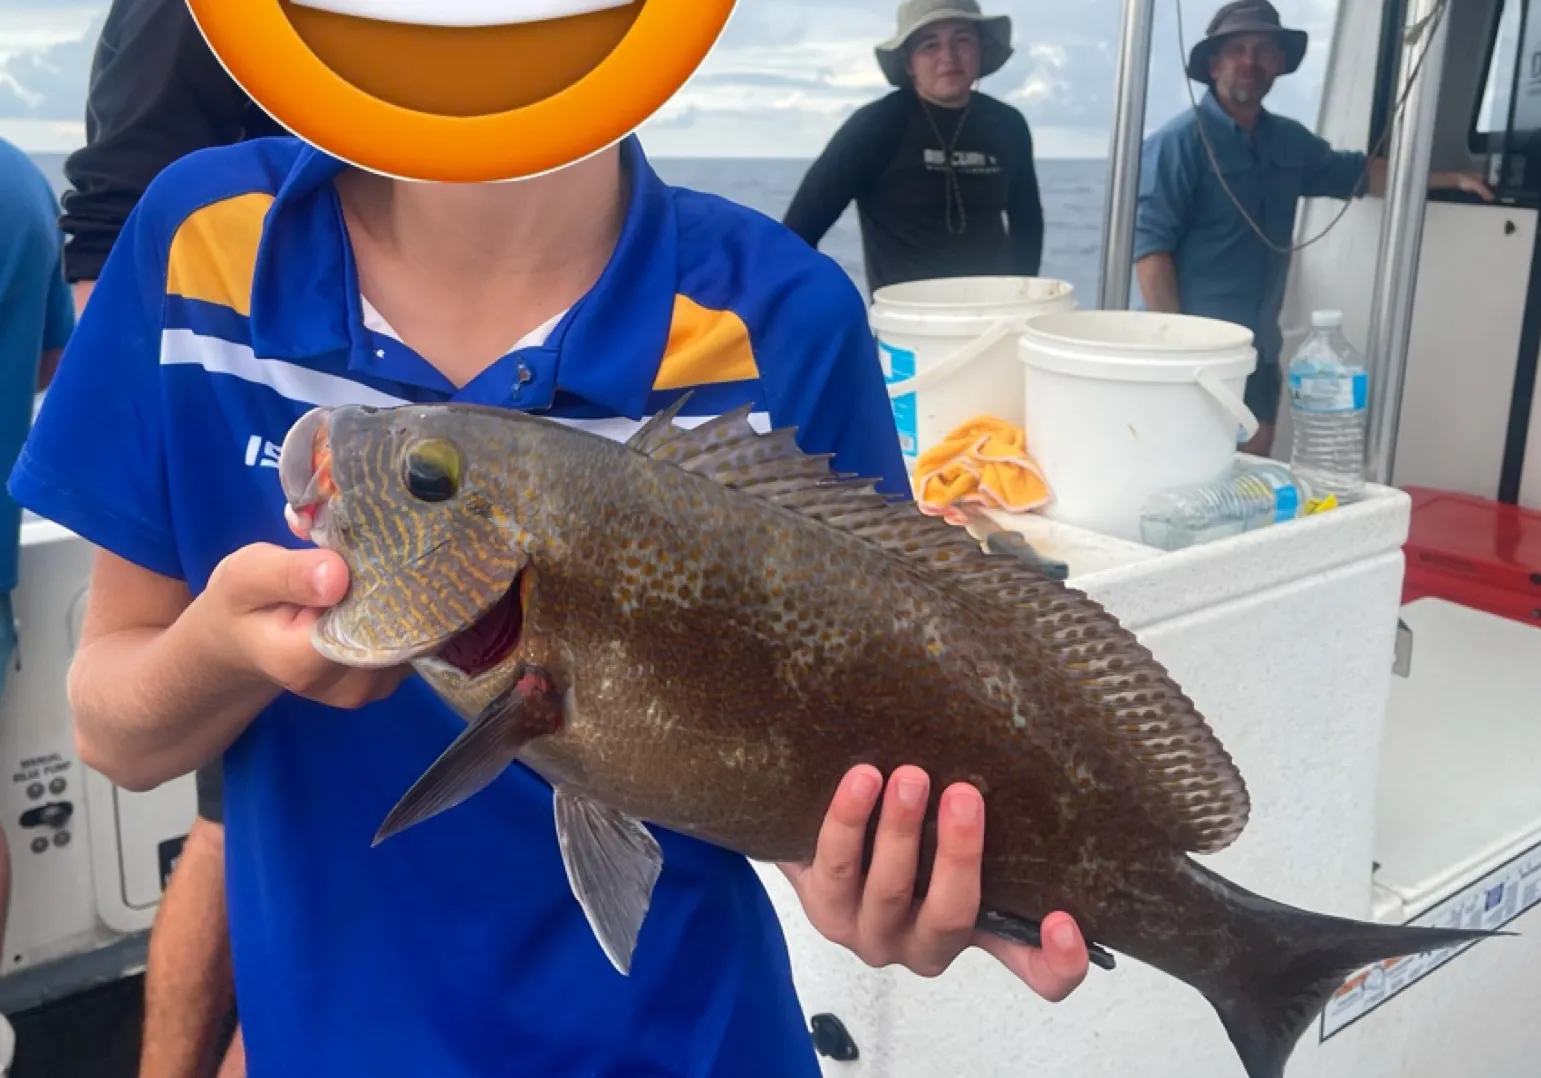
(1051, 920, 1078, 949)
(897, 775, 926, 808)
(850, 770, 880, 801)
(313, 563, 332, 598)
(949, 789, 980, 823)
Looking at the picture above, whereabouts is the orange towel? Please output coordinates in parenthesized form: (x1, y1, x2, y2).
(914, 417, 1053, 517)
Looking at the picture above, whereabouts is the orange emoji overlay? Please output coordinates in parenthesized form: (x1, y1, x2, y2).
(185, 0, 737, 182)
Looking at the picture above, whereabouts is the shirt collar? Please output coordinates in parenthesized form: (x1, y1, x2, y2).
(247, 135, 678, 420)
(1199, 90, 1278, 164)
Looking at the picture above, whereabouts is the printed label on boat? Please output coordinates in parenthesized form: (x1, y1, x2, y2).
(878, 339, 919, 462)
(1320, 836, 1541, 1043)
(1289, 369, 1369, 414)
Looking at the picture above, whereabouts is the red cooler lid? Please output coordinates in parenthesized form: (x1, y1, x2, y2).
(1402, 487, 1541, 599)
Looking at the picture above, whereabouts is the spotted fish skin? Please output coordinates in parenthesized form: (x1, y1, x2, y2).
(279, 399, 1505, 1078)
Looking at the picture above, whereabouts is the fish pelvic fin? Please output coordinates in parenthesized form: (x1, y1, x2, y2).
(372, 666, 563, 846)
(1198, 870, 1512, 1078)
(978, 909, 1117, 971)
(622, 396, 1252, 857)
(553, 786, 663, 977)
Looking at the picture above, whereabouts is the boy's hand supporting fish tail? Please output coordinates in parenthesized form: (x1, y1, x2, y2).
(779, 764, 1091, 1002)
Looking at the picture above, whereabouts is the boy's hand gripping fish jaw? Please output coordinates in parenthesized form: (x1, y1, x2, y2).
(279, 404, 532, 675)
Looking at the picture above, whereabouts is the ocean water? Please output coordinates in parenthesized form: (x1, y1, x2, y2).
(28, 152, 1109, 302)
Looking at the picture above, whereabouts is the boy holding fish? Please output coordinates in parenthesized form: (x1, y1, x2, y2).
(9, 127, 1088, 1074)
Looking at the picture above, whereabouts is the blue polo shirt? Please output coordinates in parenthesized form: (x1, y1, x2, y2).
(0, 138, 74, 596)
(1134, 91, 1367, 423)
(9, 134, 908, 1078)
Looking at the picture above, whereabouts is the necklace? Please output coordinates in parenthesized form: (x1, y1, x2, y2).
(921, 94, 972, 236)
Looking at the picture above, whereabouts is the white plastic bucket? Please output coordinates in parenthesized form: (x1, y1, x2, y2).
(869, 277, 1077, 471)
(1017, 310, 1260, 543)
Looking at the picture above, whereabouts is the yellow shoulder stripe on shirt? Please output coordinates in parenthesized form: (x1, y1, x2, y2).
(165, 192, 275, 317)
(654, 295, 760, 390)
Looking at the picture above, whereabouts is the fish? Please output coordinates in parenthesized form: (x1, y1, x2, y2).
(277, 397, 1507, 1078)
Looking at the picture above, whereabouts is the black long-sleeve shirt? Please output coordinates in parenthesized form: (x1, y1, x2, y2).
(59, 0, 283, 283)
(783, 89, 1045, 295)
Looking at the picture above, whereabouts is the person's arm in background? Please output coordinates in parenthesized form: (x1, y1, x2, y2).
(1301, 141, 1495, 204)
(1132, 129, 1196, 314)
(39, 235, 75, 391)
(61, 0, 255, 313)
(782, 98, 900, 252)
(1005, 114, 1045, 277)
(1135, 255, 1181, 313)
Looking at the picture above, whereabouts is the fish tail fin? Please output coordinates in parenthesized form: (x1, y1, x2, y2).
(1201, 885, 1510, 1078)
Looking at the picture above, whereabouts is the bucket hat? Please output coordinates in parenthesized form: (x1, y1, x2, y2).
(875, 0, 1013, 89)
(1186, 0, 1309, 85)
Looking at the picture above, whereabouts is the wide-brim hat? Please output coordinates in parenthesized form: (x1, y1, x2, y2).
(875, 0, 1014, 89)
(1186, 0, 1309, 84)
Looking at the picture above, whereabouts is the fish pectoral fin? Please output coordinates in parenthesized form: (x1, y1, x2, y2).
(553, 786, 664, 977)
(373, 668, 561, 846)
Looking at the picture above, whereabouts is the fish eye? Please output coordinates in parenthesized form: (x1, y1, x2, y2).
(401, 438, 463, 504)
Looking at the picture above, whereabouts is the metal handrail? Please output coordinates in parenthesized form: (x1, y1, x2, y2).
(1098, 0, 1156, 311)
(1364, 0, 1452, 485)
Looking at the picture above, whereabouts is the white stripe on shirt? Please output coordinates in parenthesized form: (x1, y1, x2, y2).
(158, 329, 772, 438)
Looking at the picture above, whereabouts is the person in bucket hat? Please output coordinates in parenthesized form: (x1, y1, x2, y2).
(1184, 0, 1308, 87)
(1133, 0, 1492, 456)
(783, 0, 1046, 297)
(873, 0, 1015, 88)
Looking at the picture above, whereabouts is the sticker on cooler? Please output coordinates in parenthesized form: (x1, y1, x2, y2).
(1289, 369, 1369, 413)
(878, 339, 919, 462)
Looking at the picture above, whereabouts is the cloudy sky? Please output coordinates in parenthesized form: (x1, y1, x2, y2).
(0, 0, 1340, 158)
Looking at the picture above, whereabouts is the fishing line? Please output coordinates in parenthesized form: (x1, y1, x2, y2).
(1174, 0, 1451, 256)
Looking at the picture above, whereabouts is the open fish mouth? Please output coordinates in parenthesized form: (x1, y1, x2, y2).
(277, 405, 527, 675)
(428, 571, 527, 677)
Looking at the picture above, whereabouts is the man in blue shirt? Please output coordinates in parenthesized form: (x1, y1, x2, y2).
(1134, 0, 1491, 455)
(9, 127, 1089, 1076)
(0, 137, 73, 668)
(0, 132, 75, 1073)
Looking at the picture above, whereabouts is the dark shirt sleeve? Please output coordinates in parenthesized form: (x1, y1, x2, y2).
(782, 98, 901, 250)
(58, 0, 254, 283)
(1005, 113, 1045, 276)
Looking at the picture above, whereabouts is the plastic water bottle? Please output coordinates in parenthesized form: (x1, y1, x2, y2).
(1139, 462, 1316, 551)
(1287, 310, 1368, 503)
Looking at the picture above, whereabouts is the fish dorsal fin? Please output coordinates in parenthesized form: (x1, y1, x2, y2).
(624, 393, 694, 457)
(625, 399, 1251, 855)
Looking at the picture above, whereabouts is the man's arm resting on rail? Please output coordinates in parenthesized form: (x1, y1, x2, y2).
(1361, 157, 1494, 201)
(71, 545, 405, 791)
